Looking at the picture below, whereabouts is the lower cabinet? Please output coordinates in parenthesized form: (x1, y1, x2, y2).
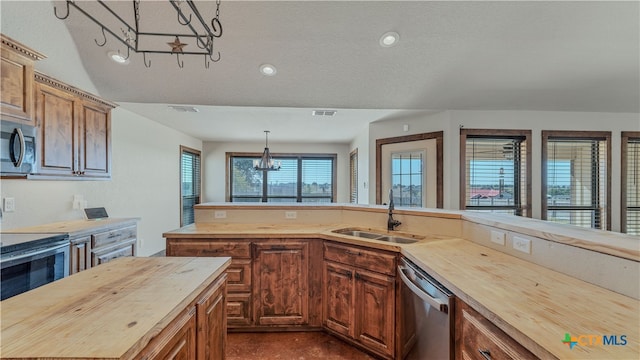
(69, 221, 137, 274)
(455, 298, 537, 360)
(323, 241, 396, 359)
(253, 241, 309, 326)
(70, 235, 91, 274)
(137, 273, 227, 360)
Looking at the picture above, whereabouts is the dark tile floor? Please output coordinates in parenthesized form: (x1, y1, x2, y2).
(226, 332, 377, 360)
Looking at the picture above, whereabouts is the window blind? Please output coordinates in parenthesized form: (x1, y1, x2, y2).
(546, 138, 607, 229)
(626, 138, 639, 235)
(181, 149, 201, 226)
(464, 137, 527, 215)
(350, 151, 358, 203)
(267, 158, 297, 202)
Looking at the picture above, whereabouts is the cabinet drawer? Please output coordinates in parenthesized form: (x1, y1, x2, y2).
(92, 239, 136, 267)
(92, 226, 137, 249)
(460, 305, 537, 360)
(324, 242, 396, 276)
(167, 240, 251, 258)
(227, 258, 252, 293)
(226, 292, 252, 327)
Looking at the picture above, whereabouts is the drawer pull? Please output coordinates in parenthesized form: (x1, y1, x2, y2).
(270, 246, 287, 251)
(344, 250, 361, 256)
(478, 349, 492, 360)
(202, 249, 221, 254)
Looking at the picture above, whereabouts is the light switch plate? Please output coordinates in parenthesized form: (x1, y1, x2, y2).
(513, 236, 531, 254)
(490, 230, 506, 246)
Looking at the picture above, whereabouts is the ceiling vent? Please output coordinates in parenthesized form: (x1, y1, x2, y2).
(169, 105, 199, 113)
(312, 110, 337, 116)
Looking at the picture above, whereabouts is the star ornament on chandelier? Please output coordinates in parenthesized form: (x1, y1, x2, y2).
(167, 36, 187, 53)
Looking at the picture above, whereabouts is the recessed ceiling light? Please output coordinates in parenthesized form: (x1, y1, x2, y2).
(108, 50, 129, 65)
(379, 31, 399, 47)
(260, 64, 277, 76)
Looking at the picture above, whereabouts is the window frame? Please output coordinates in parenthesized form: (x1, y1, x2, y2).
(621, 131, 640, 234)
(459, 129, 532, 217)
(541, 130, 611, 230)
(226, 152, 337, 203)
(180, 145, 201, 227)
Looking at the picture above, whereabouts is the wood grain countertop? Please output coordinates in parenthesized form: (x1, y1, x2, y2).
(3, 218, 139, 237)
(0, 256, 231, 359)
(163, 223, 640, 359)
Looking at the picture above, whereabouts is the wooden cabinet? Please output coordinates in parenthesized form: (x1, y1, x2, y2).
(1, 34, 44, 125)
(70, 235, 91, 274)
(91, 225, 137, 267)
(455, 299, 537, 360)
(167, 239, 254, 328)
(197, 274, 227, 360)
(141, 307, 198, 360)
(323, 241, 396, 359)
(34, 72, 114, 179)
(253, 241, 309, 326)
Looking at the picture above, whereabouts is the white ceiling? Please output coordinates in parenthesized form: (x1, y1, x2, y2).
(50, 1, 640, 142)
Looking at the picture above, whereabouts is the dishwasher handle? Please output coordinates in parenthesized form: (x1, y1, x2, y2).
(398, 265, 449, 314)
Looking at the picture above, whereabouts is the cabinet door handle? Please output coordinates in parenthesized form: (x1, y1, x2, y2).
(345, 250, 361, 256)
(346, 270, 353, 279)
(354, 272, 360, 280)
(478, 349, 492, 360)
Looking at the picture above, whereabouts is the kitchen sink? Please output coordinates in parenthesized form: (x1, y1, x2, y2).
(332, 228, 422, 244)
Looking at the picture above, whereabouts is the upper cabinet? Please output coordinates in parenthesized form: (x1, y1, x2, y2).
(0, 34, 45, 125)
(34, 72, 115, 179)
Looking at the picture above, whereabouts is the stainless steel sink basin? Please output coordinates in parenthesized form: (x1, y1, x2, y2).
(332, 228, 422, 244)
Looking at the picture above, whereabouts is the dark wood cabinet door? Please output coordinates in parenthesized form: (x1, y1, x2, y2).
(253, 241, 309, 326)
(35, 82, 77, 175)
(143, 307, 197, 360)
(197, 275, 227, 360)
(323, 261, 355, 338)
(354, 268, 395, 358)
(79, 101, 111, 177)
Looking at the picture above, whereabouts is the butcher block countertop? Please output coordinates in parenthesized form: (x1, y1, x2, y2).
(3, 218, 139, 237)
(0, 256, 230, 359)
(164, 223, 640, 359)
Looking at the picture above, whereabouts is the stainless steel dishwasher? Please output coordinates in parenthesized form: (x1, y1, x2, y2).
(398, 257, 455, 360)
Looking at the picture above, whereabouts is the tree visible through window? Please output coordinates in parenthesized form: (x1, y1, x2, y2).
(542, 131, 611, 230)
(180, 146, 201, 226)
(460, 129, 531, 216)
(391, 151, 423, 207)
(228, 153, 336, 202)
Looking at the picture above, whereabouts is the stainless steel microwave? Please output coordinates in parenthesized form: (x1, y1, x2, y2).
(0, 120, 37, 176)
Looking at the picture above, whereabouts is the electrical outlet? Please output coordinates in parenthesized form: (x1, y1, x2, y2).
(285, 211, 297, 219)
(513, 236, 531, 254)
(214, 211, 227, 219)
(3, 197, 15, 212)
(490, 230, 506, 246)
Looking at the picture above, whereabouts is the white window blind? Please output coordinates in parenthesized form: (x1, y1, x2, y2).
(301, 158, 333, 203)
(464, 136, 527, 215)
(545, 138, 607, 230)
(349, 150, 358, 203)
(181, 148, 201, 226)
(625, 138, 639, 235)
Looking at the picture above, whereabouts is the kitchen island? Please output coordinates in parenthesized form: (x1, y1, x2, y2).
(164, 203, 640, 359)
(0, 256, 230, 359)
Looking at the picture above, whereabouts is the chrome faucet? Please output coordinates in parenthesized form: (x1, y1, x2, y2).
(387, 189, 401, 231)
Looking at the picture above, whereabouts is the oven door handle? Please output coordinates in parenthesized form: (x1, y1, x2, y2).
(398, 265, 448, 313)
(0, 242, 68, 266)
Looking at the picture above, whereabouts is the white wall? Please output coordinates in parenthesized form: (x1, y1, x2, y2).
(0, 1, 203, 255)
(202, 141, 351, 203)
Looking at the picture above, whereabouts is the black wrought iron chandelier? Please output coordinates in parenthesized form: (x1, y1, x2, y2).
(54, 0, 222, 68)
(254, 131, 281, 171)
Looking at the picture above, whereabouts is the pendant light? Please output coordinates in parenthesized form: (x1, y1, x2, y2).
(254, 130, 281, 171)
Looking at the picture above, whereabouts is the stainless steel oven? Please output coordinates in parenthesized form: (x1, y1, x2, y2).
(1, 120, 37, 176)
(1, 233, 69, 300)
(399, 257, 455, 360)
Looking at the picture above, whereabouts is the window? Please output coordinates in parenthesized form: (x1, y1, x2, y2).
(542, 131, 611, 230)
(460, 129, 531, 216)
(622, 132, 640, 235)
(228, 153, 336, 203)
(349, 149, 358, 203)
(391, 151, 424, 207)
(180, 146, 201, 226)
